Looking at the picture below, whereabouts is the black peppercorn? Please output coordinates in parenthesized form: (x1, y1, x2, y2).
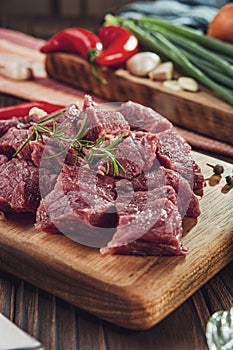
(225, 175, 233, 186)
(207, 163, 224, 175)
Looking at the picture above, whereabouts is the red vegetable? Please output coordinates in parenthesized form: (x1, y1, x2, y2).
(40, 27, 103, 61)
(40, 25, 138, 68)
(96, 25, 139, 67)
(0, 101, 65, 120)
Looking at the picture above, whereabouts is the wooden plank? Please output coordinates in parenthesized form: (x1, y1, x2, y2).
(1, 265, 232, 350)
(0, 152, 232, 330)
(45, 53, 233, 145)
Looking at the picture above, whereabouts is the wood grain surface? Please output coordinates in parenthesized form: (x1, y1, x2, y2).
(45, 53, 233, 146)
(0, 152, 232, 330)
(0, 262, 231, 350)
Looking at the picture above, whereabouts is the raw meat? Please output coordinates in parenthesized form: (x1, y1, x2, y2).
(116, 166, 200, 218)
(0, 127, 32, 159)
(36, 161, 117, 247)
(78, 97, 130, 141)
(0, 95, 205, 256)
(101, 192, 186, 256)
(156, 128, 204, 191)
(118, 101, 205, 192)
(0, 158, 40, 213)
(118, 100, 172, 133)
(99, 131, 157, 179)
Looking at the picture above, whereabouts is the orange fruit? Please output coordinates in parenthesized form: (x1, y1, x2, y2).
(207, 3, 233, 43)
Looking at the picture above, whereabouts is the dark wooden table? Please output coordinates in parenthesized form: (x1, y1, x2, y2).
(0, 265, 232, 350)
(0, 94, 232, 350)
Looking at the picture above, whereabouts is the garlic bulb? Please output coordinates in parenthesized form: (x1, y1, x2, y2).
(1, 62, 33, 80)
(126, 52, 161, 77)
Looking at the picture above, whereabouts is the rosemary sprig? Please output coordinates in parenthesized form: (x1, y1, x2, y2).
(86, 132, 126, 176)
(13, 109, 126, 176)
(13, 130, 35, 156)
(13, 110, 66, 157)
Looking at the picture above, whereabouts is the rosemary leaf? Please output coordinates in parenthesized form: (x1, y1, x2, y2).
(13, 130, 35, 157)
(37, 109, 66, 124)
(112, 159, 119, 176)
(105, 160, 110, 175)
(116, 159, 126, 174)
(75, 114, 88, 139)
(43, 148, 67, 160)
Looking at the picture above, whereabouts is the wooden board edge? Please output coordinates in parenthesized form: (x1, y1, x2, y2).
(143, 240, 233, 329)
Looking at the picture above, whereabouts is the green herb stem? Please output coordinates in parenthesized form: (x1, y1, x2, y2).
(13, 130, 35, 157)
(13, 109, 126, 176)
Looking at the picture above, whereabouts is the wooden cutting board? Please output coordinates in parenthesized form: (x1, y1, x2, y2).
(45, 53, 233, 146)
(0, 152, 232, 330)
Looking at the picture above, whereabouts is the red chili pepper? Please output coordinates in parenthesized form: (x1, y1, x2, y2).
(40, 25, 138, 68)
(95, 25, 139, 67)
(0, 101, 65, 120)
(40, 27, 103, 61)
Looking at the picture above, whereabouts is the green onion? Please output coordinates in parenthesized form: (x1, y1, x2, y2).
(137, 16, 233, 57)
(141, 23, 233, 78)
(183, 51, 233, 90)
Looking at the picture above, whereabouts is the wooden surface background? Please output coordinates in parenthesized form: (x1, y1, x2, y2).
(0, 264, 232, 350)
(0, 0, 134, 39)
(0, 94, 233, 349)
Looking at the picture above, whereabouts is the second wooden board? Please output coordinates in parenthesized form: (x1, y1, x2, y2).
(45, 53, 233, 146)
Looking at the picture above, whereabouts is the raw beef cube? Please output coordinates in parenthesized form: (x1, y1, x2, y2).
(0, 117, 22, 137)
(116, 166, 200, 218)
(0, 114, 38, 138)
(59, 161, 116, 202)
(36, 189, 117, 247)
(0, 127, 32, 159)
(101, 190, 186, 256)
(35, 160, 117, 247)
(97, 131, 157, 179)
(156, 128, 205, 191)
(78, 96, 130, 141)
(118, 100, 172, 133)
(0, 158, 40, 213)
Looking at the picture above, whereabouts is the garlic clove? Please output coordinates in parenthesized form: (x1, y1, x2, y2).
(126, 52, 161, 77)
(163, 80, 182, 91)
(29, 107, 47, 119)
(149, 61, 174, 81)
(178, 76, 199, 92)
(1, 62, 33, 80)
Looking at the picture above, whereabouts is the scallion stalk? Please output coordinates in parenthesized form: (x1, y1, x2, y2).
(141, 23, 233, 78)
(137, 16, 233, 57)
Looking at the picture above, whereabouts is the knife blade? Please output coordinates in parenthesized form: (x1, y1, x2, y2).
(0, 313, 44, 350)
